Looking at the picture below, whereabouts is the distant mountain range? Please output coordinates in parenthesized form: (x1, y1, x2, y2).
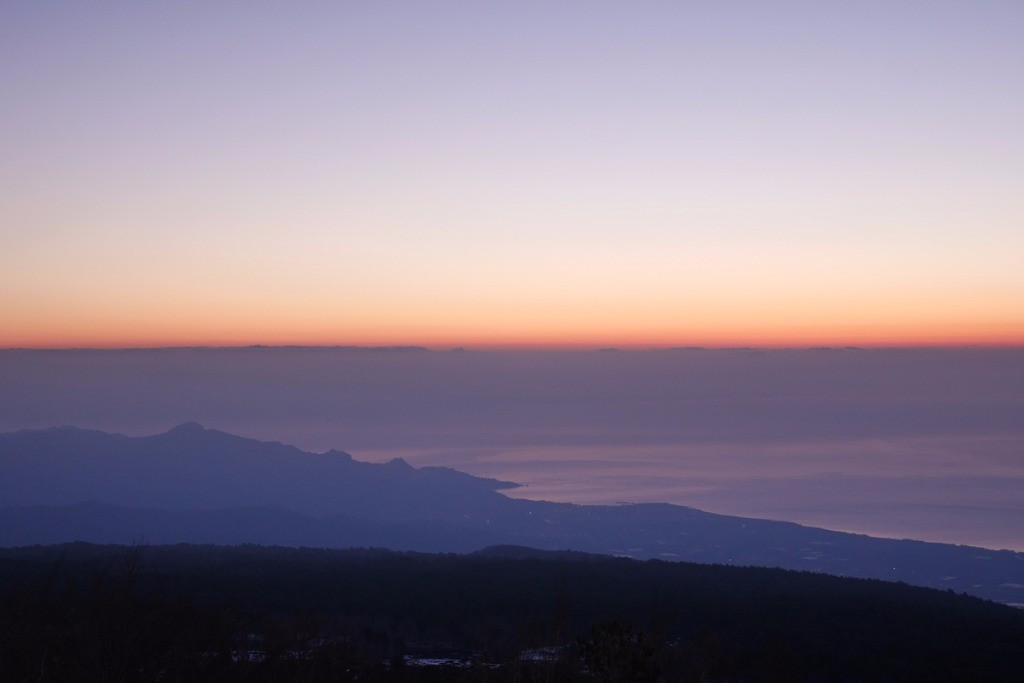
(1, 424, 1022, 604)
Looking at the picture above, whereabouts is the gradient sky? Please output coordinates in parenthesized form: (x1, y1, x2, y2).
(2, 1, 1022, 348)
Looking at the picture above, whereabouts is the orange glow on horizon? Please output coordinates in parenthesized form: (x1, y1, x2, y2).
(4, 3, 1023, 361)
(5, 328, 1022, 351)
(4, 286, 1022, 350)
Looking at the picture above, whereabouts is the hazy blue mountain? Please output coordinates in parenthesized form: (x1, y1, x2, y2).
(1, 424, 1022, 604)
(0, 422, 516, 520)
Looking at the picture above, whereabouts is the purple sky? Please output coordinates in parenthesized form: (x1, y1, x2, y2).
(2, 2, 1022, 347)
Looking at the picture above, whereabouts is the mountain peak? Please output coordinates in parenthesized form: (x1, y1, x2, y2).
(323, 449, 354, 461)
(386, 457, 413, 470)
(166, 422, 206, 435)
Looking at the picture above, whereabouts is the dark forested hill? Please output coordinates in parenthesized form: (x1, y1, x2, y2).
(2, 424, 1022, 605)
(1, 543, 1023, 682)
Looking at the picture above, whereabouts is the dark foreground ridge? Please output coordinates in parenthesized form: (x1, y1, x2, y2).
(1, 424, 1023, 605)
(2, 543, 1023, 682)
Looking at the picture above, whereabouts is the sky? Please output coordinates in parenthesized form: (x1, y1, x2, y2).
(2, 1, 1022, 348)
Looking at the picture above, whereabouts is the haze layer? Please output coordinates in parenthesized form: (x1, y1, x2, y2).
(2, 347, 1021, 551)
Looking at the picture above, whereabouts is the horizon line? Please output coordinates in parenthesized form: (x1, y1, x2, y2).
(3, 342, 1023, 352)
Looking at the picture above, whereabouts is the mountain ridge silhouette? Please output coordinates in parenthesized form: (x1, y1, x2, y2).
(2, 424, 1022, 605)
